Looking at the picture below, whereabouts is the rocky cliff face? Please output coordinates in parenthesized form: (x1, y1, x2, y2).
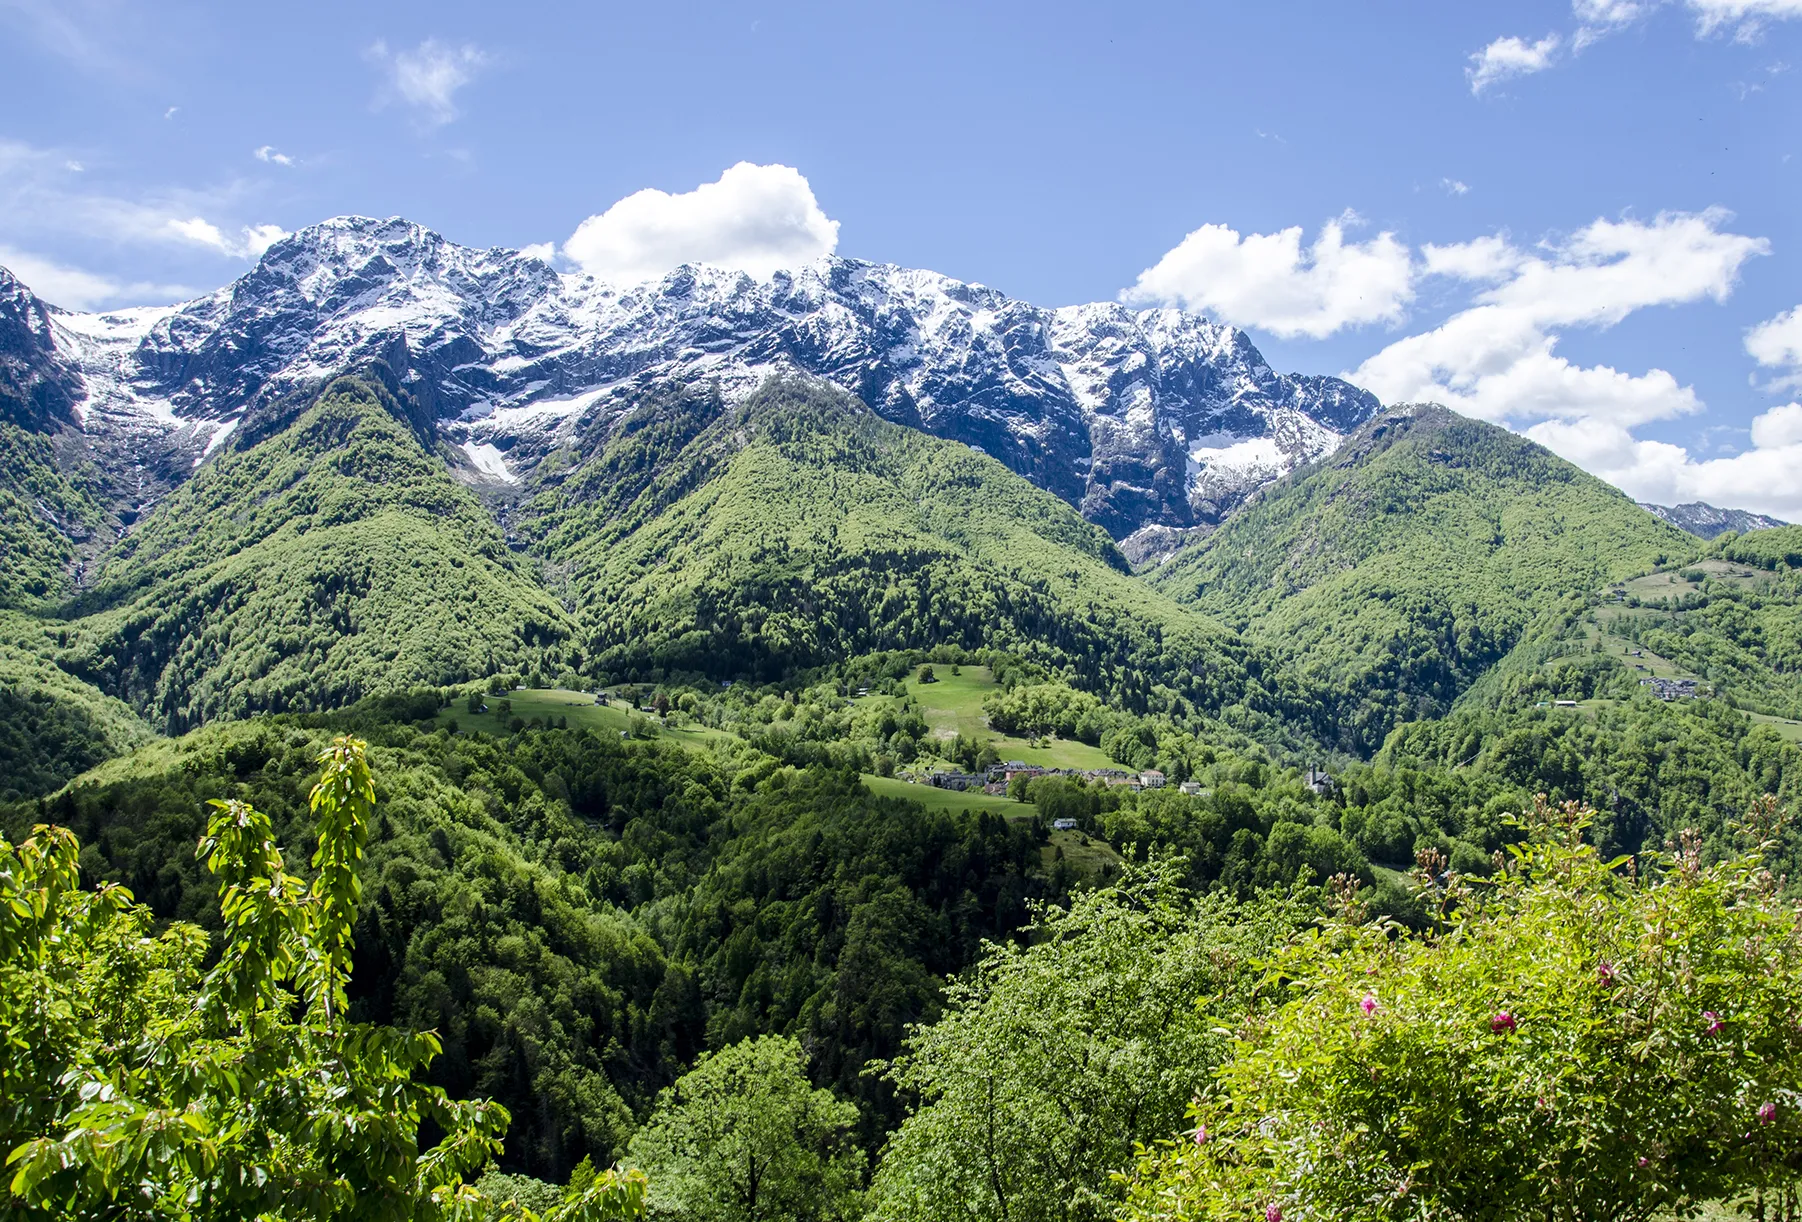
(7, 215, 1382, 540)
(0, 266, 85, 432)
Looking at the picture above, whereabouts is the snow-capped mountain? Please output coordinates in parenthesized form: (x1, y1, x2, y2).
(1639, 501, 1788, 540)
(4, 215, 1380, 541)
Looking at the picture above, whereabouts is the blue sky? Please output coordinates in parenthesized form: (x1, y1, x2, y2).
(4, 0, 1802, 514)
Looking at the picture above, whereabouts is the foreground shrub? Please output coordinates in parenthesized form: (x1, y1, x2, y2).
(626, 1035, 863, 1222)
(869, 859, 1306, 1222)
(0, 736, 645, 1221)
(1123, 796, 1802, 1222)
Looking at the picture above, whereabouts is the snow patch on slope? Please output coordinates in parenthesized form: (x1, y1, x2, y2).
(461, 441, 517, 482)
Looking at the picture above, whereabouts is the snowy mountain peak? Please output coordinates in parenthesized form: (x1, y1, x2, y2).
(1640, 501, 1788, 540)
(7, 219, 1381, 538)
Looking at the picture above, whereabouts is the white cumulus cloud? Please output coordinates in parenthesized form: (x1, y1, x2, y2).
(254, 145, 294, 167)
(1351, 210, 1768, 428)
(1468, 33, 1561, 94)
(1750, 400, 1802, 447)
(1121, 213, 1414, 340)
(1478, 208, 1765, 326)
(368, 38, 488, 126)
(1527, 410, 1802, 519)
(1745, 304, 1802, 388)
(563, 162, 840, 283)
(518, 241, 555, 264)
(241, 223, 288, 258)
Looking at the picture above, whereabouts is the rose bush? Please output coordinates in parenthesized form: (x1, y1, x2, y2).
(1122, 796, 1802, 1222)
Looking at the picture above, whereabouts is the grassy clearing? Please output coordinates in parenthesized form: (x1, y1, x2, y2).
(1688, 557, 1772, 587)
(1585, 611, 1696, 681)
(1041, 828, 1123, 879)
(435, 688, 735, 750)
(1622, 570, 1701, 601)
(898, 665, 1116, 770)
(904, 667, 995, 737)
(1618, 559, 1771, 605)
(1748, 711, 1802, 743)
(989, 735, 1116, 770)
(860, 772, 1034, 816)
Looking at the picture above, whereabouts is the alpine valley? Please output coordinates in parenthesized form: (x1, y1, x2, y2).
(4, 217, 1802, 1215)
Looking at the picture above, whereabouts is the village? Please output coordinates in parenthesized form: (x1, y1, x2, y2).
(906, 759, 1336, 800)
(911, 761, 1182, 795)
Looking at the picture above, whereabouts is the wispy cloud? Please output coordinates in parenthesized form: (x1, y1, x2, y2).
(1479, 1, 1802, 92)
(1468, 33, 1562, 94)
(1745, 304, 1802, 391)
(0, 0, 135, 75)
(254, 145, 295, 167)
(165, 217, 289, 258)
(367, 37, 489, 127)
(1573, 0, 1655, 48)
(0, 245, 190, 310)
(1689, 0, 1802, 38)
(1441, 178, 1471, 196)
(0, 137, 287, 295)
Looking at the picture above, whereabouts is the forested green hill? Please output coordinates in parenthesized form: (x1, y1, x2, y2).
(0, 362, 151, 790)
(40, 375, 573, 733)
(518, 378, 1301, 730)
(1453, 533, 1802, 726)
(0, 613, 148, 799)
(1152, 404, 1693, 753)
(0, 423, 109, 609)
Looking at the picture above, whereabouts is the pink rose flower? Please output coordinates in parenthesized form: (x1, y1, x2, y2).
(1704, 1011, 1723, 1035)
(1491, 1011, 1516, 1033)
(1266, 1205, 1282, 1222)
(1361, 994, 1378, 1016)
(1192, 1125, 1209, 1147)
(1759, 1102, 1777, 1125)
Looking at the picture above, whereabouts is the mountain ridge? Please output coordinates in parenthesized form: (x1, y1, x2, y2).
(1638, 500, 1788, 539)
(0, 215, 1379, 543)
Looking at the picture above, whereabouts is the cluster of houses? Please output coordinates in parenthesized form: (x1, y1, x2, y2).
(909, 760, 1338, 800)
(1640, 676, 1702, 700)
(917, 761, 1209, 797)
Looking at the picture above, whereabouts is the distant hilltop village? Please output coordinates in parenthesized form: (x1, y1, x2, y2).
(1640, 676, 1702, 700)
(909, 761, 1336, 801)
